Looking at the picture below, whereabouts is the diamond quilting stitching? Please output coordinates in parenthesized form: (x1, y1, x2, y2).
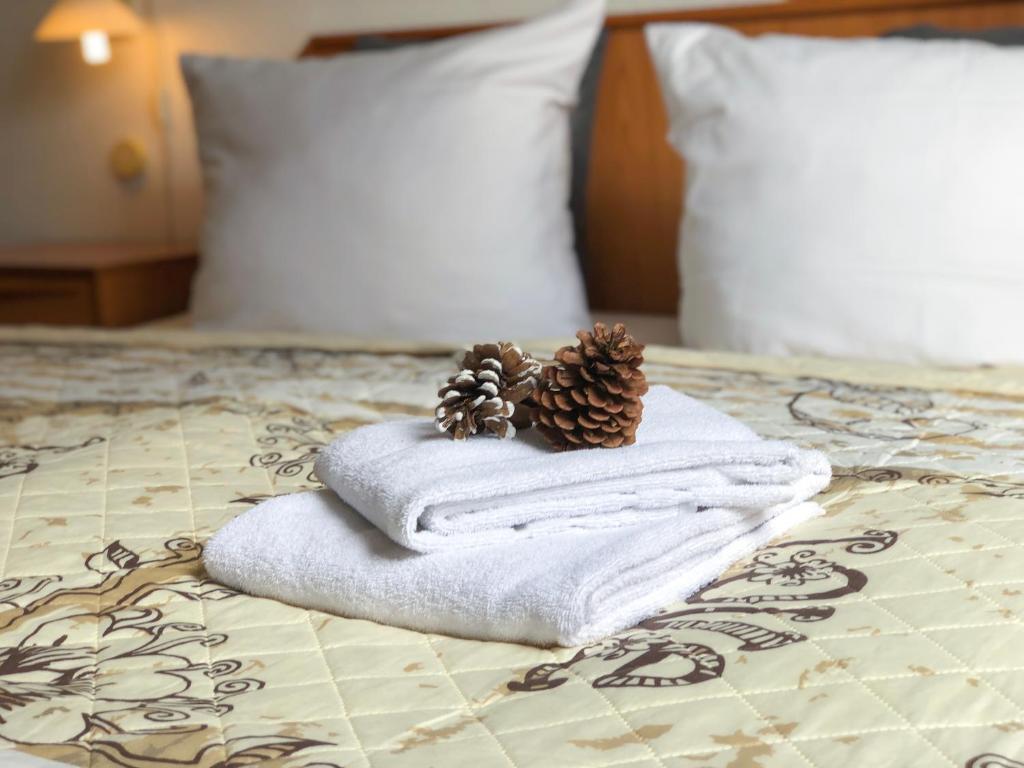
(1, 340, 1023, 768)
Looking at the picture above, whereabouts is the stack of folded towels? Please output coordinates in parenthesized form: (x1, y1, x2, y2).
(204, 386, 830, 647)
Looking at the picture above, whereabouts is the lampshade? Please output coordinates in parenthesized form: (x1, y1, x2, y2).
(35, 0, 142, 65)
(35, 0, 142, 41)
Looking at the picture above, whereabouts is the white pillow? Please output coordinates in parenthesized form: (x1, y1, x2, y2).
(647, 24, 1024, 365)
(182, 0, 600, 342)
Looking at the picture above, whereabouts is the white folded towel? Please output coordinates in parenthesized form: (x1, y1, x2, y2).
(204, 489, 824, 646)
(313, 386, 831, 552)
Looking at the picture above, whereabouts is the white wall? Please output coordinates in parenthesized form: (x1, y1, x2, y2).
(0, 1, 167, 245)
(0, 0, 758, 247)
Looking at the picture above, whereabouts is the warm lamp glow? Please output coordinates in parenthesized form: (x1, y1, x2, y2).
(80, 30, 111, 65)
(35, 0, 142, 65)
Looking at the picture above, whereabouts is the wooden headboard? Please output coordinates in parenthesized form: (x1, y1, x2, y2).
(303, 0, 1024, 315)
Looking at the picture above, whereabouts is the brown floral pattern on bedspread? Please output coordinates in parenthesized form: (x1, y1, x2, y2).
(0, 339, 1022, 767)
(0, 437, 105, 481)
(510, 530, 896, 692)
(0, 528, 898, 766)
(967, 756, 1024, 768)
(0, 537, 341, 767)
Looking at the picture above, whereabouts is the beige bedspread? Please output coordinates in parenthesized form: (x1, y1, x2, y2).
(1, 327, 1022, 768)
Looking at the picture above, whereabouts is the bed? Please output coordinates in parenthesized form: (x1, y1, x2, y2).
(5, 0, 1024, 766)
(1, 326, 1022, 767)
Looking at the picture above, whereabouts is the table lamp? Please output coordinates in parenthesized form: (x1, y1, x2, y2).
(34, 0, 143, 65)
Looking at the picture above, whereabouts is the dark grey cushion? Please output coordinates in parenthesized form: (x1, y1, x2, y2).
(885, 24, 1024, 46)
(352, 30, 607, 268)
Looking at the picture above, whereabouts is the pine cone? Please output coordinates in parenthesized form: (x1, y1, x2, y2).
(535, 322, 648, 450)
(435, 343, 541, 440)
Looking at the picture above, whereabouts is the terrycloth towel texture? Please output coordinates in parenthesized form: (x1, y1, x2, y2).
(313, 385, 832, 552)
(204, 489, 824, 646)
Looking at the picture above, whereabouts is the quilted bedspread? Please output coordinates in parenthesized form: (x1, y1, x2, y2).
(1, 328, 1022, 768)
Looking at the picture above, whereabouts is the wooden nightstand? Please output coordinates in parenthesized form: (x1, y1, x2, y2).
(0, 244, 198, 327)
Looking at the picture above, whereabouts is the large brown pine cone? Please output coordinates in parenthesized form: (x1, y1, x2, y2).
(535, 323, 648, 450)
(435, 343, 541, 440)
